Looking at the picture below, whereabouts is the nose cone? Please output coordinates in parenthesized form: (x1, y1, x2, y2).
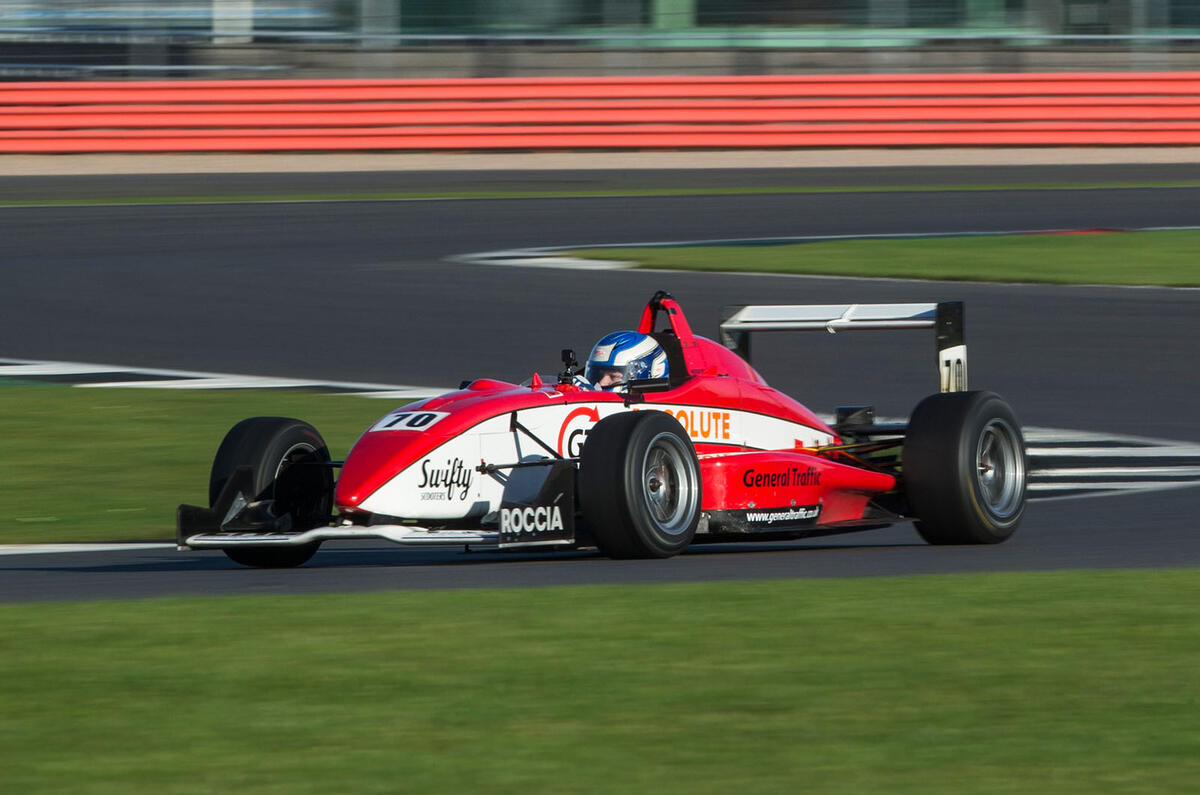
(333, 381, 541, 512)
(335, 430, 431, 509)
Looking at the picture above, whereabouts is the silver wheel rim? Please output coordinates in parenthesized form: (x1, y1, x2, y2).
(274, 442, 316, 483)
(975, 419, 1025, 520)
(640, 432, 698, 536)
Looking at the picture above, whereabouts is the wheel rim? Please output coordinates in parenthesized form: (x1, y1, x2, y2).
(639, 432, 698, 536)
(975, 419, 1025, 520)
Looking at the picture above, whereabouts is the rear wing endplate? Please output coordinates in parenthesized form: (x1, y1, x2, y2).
(719, 301, 967, 393)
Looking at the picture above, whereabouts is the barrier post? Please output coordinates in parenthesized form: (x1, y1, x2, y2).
(213, 0, 254, 44)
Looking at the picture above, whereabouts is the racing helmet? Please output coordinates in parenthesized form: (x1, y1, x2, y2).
(584, 331, 668, 389)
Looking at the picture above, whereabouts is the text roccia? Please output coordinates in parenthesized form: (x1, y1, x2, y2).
(500, 505, 564, 534)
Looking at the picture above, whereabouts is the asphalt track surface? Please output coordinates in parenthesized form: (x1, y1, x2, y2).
(2, 164, 1199, 601)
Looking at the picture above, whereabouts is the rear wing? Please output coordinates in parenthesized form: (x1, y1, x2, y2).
(719, 301, 967, 393)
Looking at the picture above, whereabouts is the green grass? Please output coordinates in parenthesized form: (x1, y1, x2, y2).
(1, 570, 1198, 793)
(5, 181, 1200, 207)
(569, 229, 1200, 286)
(0, 385, 397, 543)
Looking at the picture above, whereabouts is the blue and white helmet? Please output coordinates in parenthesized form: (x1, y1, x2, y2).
(585, 331, 668, 389)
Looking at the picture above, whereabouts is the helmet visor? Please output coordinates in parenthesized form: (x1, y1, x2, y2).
(585, 363, 631, 389)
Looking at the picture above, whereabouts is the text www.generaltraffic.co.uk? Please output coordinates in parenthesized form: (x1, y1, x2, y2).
(745, 507, 819, 524)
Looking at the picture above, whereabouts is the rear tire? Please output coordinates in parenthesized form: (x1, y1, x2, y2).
(578, 411, 701, 559)
(903, 391, 1027, 545)
(209, 417, 332, 568)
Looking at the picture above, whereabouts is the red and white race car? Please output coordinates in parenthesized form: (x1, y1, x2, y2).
(178, 291, 1027, 567)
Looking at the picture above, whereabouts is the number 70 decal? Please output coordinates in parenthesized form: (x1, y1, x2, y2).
(370, 410, 450, 432)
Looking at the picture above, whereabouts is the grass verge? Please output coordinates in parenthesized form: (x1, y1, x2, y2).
(1, 570, 1197, 793)
(568, 228, 1200, 286)
(0, 385, 396, 544)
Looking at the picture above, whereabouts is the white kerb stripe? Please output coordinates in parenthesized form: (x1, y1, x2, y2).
(0, 543, 175, 556)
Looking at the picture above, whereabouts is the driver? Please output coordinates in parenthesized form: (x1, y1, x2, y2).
(582, 331, 669, 390)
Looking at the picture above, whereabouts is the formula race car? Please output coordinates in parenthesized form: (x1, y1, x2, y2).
(178, 291, 1027, 567)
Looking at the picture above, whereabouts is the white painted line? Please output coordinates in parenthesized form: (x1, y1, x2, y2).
(1025, 484, 1200, 502)
(0, 357, 449, 398)
(1032, 466, 1200, 477)
(78, 377, 324, 390)
(1028, 480, 1200, 493)
(349, 389, 455, 399)
(1028, 445, 1200, 458)
(456, 251, 635, 269)
(0, 543, 175, 556)
(0, 362, 124, 376)
(1024, 425, 1200, 446)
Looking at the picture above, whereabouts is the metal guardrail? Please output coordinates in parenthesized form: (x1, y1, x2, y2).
(4, 26, 1198, 79)
(6, 28, 1200, 45)
(5, 5, 1200, 78)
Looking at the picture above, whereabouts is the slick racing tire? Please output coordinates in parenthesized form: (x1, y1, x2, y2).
(209, 417, 333, 568)
(903, 391, 1027, 545)
(578, 410, 701, 559)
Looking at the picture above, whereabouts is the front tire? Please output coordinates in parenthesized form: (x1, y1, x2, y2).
(903, 391, 1027, 545)
(578, 411, 701, 559)
(209, 417, 332, 568)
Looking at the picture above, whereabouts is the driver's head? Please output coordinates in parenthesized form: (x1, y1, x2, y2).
(585, 331, 668, 390)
